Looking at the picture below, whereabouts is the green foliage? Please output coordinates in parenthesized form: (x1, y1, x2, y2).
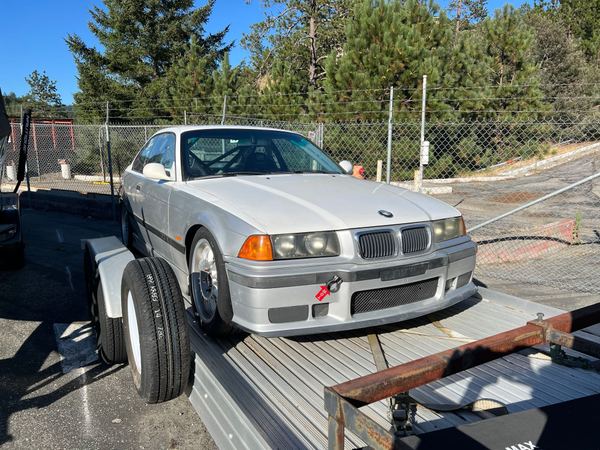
(67, 0, 231, 122)
(23, 70, 64, 117)
(242, 0, 352, 90)
(448, 0, 488, 31)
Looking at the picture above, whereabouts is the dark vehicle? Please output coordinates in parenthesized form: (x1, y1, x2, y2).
(0, 88, 25, 267)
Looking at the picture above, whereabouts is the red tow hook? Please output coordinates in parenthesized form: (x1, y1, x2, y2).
(315, 275, 343, 301)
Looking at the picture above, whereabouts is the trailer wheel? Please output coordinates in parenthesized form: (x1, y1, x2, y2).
(83, 247, 126, 364)
(121, 257, 190, 403)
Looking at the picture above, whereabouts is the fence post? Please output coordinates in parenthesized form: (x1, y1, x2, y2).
(418, 75, 427, 192)
(318, 122, 324, 148)
(386, 86, 394, 184)
(19, 105, 31, 193)
(221, 95, 228, 125)
(105, 101, 116, 220)
(98, 126, 106, 182)
(184, 110, 188, 125)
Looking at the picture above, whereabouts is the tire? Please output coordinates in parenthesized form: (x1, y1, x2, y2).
(121, 257, 190, 403)
(120, 201, 133, 248)
(188, 228, 234, 337)
(83, 247, 126, 364)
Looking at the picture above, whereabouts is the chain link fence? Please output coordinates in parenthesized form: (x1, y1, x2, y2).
(1, 110, 599, 297)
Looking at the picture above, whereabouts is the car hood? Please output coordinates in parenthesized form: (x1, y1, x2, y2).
(181, 174, 460, 234)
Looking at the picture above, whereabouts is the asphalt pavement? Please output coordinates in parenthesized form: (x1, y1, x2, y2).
(0, 210, 216, 450)
(1, 178, 598, 448)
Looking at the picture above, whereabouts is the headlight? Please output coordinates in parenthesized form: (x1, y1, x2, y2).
(432, 216, 466, 243)
(271, 232, 340, 259)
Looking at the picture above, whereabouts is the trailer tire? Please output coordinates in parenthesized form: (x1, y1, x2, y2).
(83, 247, 126, 364)
(121, 257, 190, 403)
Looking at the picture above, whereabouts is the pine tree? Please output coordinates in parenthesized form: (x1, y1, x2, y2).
(321, 0, 489, 120)
(24, 70, 63, 116)
(67, 0, 231, 121)
(242, 0, 352, 91)
(481, 5, 545, 116)
(448, 0, 488, 32)
(160, 38, 216, 121)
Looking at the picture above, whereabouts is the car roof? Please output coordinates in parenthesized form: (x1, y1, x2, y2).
(153, 125, 302, 137)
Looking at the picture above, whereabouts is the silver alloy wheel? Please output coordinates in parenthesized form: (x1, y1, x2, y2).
(191, 238, 219, 322)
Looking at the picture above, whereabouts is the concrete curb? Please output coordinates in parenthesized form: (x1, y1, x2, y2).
(500, 142, 600, 177)
(20, 190, 117, 220)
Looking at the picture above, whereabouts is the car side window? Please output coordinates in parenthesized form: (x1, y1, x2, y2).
(131, 133, 176, 179)
(132, 136, 160, 173)
(159, 134, 176, 178)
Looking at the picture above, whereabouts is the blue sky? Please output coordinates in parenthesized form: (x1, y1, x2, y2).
(1, 0, 530, 104)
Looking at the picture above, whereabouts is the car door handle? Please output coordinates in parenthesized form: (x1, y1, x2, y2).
(135, 184, 141, 192)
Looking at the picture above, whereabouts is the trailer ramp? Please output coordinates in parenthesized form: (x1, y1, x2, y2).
(187, 288, 600, 449)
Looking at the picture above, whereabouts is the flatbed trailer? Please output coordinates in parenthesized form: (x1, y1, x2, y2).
(186, 288, 600, 449)
(85, 237, 600, 450)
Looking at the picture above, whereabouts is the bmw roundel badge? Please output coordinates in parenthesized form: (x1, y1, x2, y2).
(378, 210, 393, 218)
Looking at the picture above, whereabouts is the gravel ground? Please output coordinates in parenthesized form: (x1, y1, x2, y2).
(434, 152, 600, 301)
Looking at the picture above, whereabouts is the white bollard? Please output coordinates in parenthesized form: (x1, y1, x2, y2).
(6, 163, 16, 181)
(59, 160, 72, 179)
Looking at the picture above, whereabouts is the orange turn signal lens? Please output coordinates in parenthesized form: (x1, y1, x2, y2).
(459, 216, 467, 236)
(238, 235, 273, 261)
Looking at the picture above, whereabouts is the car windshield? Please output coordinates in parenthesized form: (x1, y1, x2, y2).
(181, 128, 343, 180)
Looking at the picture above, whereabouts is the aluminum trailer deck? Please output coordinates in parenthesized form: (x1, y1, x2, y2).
(186, 287, 600, 449)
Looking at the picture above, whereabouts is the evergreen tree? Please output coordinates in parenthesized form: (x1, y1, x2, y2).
(242, 0, 352, 90)
(321, 0, 490, 120)
(211, 53, 240, 115)
(160, 38, 216, 121)
(480, 5, 545, 117)
(24, 70, 63, 116)
(448, 0, 488, 32)
(67, 0, 231, 121)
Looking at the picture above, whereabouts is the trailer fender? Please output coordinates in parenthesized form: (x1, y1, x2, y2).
(83, 236, 134, 318)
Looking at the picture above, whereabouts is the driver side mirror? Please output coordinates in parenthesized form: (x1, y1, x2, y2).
(143, 163, 171, 181)
(339, 160, 353, 175)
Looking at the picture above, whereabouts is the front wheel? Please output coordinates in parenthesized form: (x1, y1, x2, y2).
(189, 228, 234, 337)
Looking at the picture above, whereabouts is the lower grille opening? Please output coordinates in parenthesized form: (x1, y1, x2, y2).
(456, 272, 472, 289)
(312, 303, 329, 318)
(268, 305, 308, 323)
(351, 278, 439, 315)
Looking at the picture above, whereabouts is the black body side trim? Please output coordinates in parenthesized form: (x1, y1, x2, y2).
(132, 213, 186, 254)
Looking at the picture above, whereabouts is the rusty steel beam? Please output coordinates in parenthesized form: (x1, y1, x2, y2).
(325, 387, 401, 450)
(546, 329, 600, 359)
(332, 302, 600, 406)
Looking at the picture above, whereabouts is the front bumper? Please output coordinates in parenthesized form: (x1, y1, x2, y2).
(226, 239, 477, 337)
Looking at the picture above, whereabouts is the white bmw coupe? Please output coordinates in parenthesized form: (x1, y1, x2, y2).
(120, 126, 477, 337)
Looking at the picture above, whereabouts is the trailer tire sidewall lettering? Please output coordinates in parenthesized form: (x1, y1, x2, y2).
(121, 257, 190, 403)
(188, 227, 234, 337)
(83, 246, 126, 364)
